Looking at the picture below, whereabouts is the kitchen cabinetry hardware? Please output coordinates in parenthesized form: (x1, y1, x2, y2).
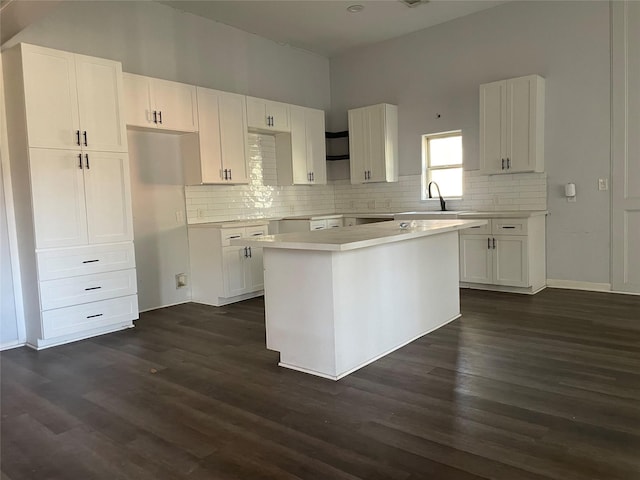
(76, 130, 81, 146)
(83, 131, 88, 146)
(84, 286, 102, 291)
(487, 238, 491, 249)
(492, 238, 496, 249)
(78, 153, 83, 169)
(86, 314, 103, 319)
(85, 153, 90, 169)
(153, 110, 158, 124)
(158, 111, 163, 124)
(244, 247, 248, 258)
(502, 226, 516, 229)
(507, 158, 511, 169)
(82, 259, 100, 263)
(247, 97, 290, 132)
(229, 235, 241, 239)
(501, 158, 505, 169)
(248, 247, 252, 258)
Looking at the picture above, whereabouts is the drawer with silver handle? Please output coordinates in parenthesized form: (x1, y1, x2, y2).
(492, 219, 528, 235)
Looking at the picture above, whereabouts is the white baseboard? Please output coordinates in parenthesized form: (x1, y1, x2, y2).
(546, 279, 612, 292)
(138, 300, 191, 314)
(1, 339, 26, 351)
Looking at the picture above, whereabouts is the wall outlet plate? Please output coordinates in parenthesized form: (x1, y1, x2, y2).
(176, 273, 187, 288)
(598, 178, 609, 191)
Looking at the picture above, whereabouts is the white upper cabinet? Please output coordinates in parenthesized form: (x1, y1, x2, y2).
(123, 73, 198, 133)
(480, 75, 545, 174)
(183, 87, 249, 185)
(246, 96, 290, 132)
(348, 103, 398, 184)
(20, 44, 127, 152)
(276, 105, 327, 185)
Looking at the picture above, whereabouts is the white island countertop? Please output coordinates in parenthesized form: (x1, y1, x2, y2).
(232, 219, 486, 252)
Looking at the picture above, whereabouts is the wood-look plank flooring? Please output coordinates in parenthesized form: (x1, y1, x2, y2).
(2, 288, 640, 480)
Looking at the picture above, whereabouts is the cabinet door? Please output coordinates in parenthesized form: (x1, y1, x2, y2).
(75, 54, 127, 152)
(246, 246, 264, 292)
(306, 108, 327, 184)
(267, 101, 290, 132)
(506, 77, 534, 172)
(246, 97, 268, 129)
(348, 108, 368, 184)
(289, 105, 310, 184)
(218, 92, 249, 183)
(479, 80, 506, 174)
(459, 235, 493, 284)
(122, 73, 153, 128)
(196, 87, 223, 183)
(493, 236, 529, 287)
(29, 148, 88, 249)
(83, 152, 134, 245)
(21, 45, 80, 150)
(367, 104, 386, 182)
(151, 78, 198, 132)
(223, 246, 248, 297)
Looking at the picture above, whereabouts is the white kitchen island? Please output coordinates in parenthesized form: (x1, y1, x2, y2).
(233, 219, 486, 380)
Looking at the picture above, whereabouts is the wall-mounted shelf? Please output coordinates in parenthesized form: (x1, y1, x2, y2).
(325, 130, 349, 161)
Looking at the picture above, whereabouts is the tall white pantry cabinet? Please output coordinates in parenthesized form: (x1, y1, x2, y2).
(3, 43, 138, 349)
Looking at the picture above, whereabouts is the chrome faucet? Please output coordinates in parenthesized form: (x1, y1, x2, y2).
(427, 181, 446, 211)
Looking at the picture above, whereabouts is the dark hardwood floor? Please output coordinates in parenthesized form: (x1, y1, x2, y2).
(2, 288, 640, 480)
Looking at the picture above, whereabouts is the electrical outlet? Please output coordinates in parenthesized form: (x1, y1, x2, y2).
(598, 178, 608, 191)
(175, 273, 187, 289)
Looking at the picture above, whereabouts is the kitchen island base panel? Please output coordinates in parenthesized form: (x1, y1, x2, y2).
(263, 231, 461, 380)
(279, 313, 461, 381)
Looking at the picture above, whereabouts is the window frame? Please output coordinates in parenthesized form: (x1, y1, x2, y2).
(422, 130, 463, 200)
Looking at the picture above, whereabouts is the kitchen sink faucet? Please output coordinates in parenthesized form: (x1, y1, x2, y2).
(427, 181, 447, 211)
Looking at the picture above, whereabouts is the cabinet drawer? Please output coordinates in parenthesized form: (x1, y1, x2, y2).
(326, 218, 343, 228)
(37, 242, 136, 281)
(310, 220, 327, 230)
(221, 228, 246, 246)
(245, 225, 268, 238)
(41, 294, 138, 339)
(40, 269, 137, 310)
(492, 219, 528, 235)
(462, 221, 491, 235)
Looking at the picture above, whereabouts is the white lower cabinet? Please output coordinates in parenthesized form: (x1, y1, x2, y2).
(189, 222, 268, 306)
(459, 215, 545, 294)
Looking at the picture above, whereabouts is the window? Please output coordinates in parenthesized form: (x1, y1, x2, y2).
(422, 131, 463, 199)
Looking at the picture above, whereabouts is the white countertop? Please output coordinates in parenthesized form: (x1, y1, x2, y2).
(394, 210, 547, 219)
(188, 219, 270, 229)
(282, 212, 396, 221)
(231, 219, 487, 252)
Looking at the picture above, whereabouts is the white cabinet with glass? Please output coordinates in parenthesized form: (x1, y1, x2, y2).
(479, 75, 545, 174)
(348, 103, 398, 184)
(123, 73, 198, 132)
(188, 222, 268, 306)
(3, 43, 138, 349)
(459, 214, 546, 294)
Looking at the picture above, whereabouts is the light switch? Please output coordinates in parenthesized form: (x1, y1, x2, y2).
(598, 178, 608, 191)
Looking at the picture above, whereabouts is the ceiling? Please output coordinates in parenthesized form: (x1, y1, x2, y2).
(1, 1, 505, 55)
(159, 0, 506, 57)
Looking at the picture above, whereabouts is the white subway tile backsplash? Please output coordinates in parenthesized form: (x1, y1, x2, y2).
(185, 134, 547, 223)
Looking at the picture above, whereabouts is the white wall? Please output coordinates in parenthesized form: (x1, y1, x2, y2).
(128, 131, 190, 311)
(2, 1, 331, 111)
(329, 1, 611, 284)
(0, 163, 18, 344)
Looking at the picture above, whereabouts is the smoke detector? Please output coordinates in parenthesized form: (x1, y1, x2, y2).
(399, 0, 430, 7)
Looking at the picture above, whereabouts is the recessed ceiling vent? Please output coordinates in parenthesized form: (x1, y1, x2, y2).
(399, 0, 430, 7)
